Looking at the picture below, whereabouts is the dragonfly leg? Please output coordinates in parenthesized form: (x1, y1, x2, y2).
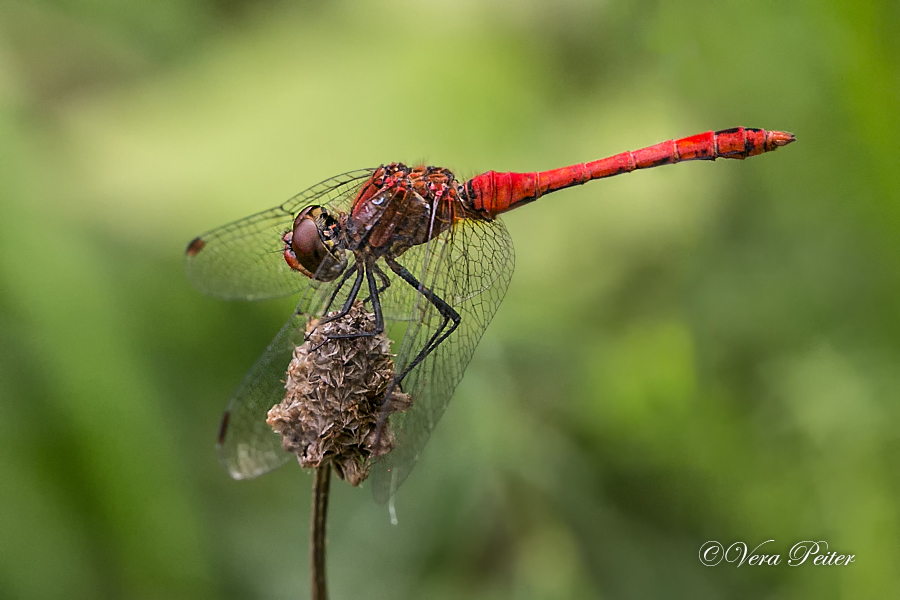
(368, 265, 385, 333)
(316, 261, 386, 342)
(361, 261, 391, 308)
(307, 263, 369, 351)
(384, 257, 461, 379)
(371, 257, 461, 443)
(319, 260, 358, 316)
(318, 262, 365, 326)
(386, 259, 460, 366)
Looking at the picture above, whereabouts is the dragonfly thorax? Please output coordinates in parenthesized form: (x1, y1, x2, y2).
(347, 163, 469, 259)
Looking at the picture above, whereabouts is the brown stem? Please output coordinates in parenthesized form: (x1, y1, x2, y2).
(311, 464, 331, 600)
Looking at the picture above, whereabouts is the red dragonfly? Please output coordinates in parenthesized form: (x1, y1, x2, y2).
(186, 127, 794, 502)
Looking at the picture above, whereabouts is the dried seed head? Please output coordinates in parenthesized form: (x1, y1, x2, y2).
(266, 301, 411, 486)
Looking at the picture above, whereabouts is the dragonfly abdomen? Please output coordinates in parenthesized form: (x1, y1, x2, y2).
(466, 127, 795, 216)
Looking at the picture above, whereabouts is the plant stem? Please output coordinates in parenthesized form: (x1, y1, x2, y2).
(311, 464, 331, 600)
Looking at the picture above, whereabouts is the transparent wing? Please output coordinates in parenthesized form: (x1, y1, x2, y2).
(370, 216, 515, 502)
(185, 169, 375, 301)
(216, 309, 310, 478)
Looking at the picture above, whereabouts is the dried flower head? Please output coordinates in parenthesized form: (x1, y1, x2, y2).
(266, 301, 411, 486)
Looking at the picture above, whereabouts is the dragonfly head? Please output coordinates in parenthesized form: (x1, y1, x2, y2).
(283, 205, 347, 281)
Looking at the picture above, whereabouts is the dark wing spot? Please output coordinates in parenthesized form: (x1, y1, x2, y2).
(217, 411, 230, 446)
(186, 237, 206, 256)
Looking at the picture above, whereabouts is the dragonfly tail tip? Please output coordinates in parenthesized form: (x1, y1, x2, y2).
(769, 130, 796, 147)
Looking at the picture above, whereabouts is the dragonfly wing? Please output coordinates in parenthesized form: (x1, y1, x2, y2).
(185, 169, 375, 301)
(216, 303, 319, 479)
(370, 216, 515, 502)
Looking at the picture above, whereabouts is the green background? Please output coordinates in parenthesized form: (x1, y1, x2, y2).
(2, 1, 898, 598)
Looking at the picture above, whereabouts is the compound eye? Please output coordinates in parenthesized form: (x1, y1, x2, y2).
(289, 206, 345, 281)
(291, 217, 326, 271)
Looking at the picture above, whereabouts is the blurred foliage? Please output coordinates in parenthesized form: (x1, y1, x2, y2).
(1, 0, 899, 598)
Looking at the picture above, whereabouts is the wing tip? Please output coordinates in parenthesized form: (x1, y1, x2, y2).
(186, 236, 206, 257)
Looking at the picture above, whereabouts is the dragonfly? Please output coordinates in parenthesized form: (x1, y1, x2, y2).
(186, 127, 794, 502)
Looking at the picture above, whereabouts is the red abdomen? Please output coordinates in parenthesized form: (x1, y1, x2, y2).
(466, 127, 795, 217)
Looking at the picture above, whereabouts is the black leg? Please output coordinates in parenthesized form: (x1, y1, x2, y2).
(321, 262, 386, 340)
(305, 263, 367, 349)
(373, 262, 391, 294)
(385, 258, 460, 381)
(367, 265, 385, 334)
(319, 260, 357, 316)
(362, 262, 391, 308)
(371, 257, 461, 445)
(318, 262, 365, 325)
